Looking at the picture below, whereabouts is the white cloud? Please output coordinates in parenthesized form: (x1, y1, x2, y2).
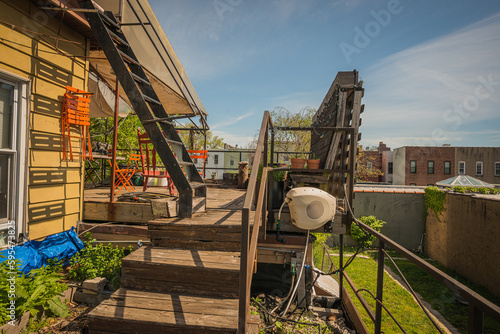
(361, 13, 500, 147)
(271, 91, 319, 113)
(211, 111, 255, 130)
(212, 130, 255, 148)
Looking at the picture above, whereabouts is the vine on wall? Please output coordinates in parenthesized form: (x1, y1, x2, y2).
(424, 186, 447, 222)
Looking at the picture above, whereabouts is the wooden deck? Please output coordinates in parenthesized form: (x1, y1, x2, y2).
(86, 186, 259, 333)
(83, 185, 245, 222)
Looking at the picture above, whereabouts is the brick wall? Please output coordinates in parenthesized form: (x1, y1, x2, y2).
(404, 147, 455, 186)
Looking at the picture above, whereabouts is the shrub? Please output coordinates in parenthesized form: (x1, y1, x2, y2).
(68, 233, 131, 289)
(351, 216, 386, 249)
(0, 257, 68, 325)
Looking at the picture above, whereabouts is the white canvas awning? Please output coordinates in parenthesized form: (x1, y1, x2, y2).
(88, 72, 131, 118)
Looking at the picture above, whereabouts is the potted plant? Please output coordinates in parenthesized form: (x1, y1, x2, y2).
(290, 154, 306, 169)
(307, 154, 321, 169)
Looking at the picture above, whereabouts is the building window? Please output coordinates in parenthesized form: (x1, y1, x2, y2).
(495, 162, 500, 176)
(214, 154, 219, 165)
(410, 160, 417, 174)
(367, 162, 373, 170)
(444, 161, 451, 174)
(427, 161, 434, 174)
(410, 183, 416, 186)
(427, 184, 434, 187)
(388, 162, 393, 174)
(0, 74, 28, 245)
(458, 161, 465, 175)
(230, 156, 234, 166)
(476, 161, 483, 176)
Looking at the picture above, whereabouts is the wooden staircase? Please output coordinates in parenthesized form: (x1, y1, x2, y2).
(79, 0, 206, 217)
(87, 208, 257, 333)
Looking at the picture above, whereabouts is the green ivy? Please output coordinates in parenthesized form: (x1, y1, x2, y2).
(447, 186, 498, 195)
(351, 216, 386, 249)
(424, 186, 447, 221)
(68, 233, 132, 289)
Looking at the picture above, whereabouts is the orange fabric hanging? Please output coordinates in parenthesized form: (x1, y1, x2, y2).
(61, 86, 93, 161)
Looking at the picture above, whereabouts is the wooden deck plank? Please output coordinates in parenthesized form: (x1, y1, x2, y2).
(100, 294, 238, 315)
(110, 288, 238, 307)
(88, 304, 237, 333)
(120, 277, 239, 298)
(151, 239, 241, 251)
(124, 247, 240, 269)
(121, 265, 239, 286)
(148, 209, 243, 227)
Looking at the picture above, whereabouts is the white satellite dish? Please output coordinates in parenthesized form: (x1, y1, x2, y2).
(286, 187, 336, 230)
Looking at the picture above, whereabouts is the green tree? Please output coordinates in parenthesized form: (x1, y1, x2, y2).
(89, 117, 225, 154)
(89, 114, 142, 156)
(268, 106, 316, 161)
(176, 123, 225, 149)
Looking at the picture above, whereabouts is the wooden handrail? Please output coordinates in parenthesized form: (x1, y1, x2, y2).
(238, 111, 273, 333)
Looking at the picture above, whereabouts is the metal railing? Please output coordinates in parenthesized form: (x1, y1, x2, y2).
(319, 220, 500, 334)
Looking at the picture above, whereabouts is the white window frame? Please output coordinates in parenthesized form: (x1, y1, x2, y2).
(476, 161, 483, 176)
(0, 70, 29, 246)
(458, 161, 465, 175)
(495, 162, 500, 176)
(367, 161, 373, 170)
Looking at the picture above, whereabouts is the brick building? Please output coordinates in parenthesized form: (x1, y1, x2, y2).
(357, 142, 390, 182)
(392, 146, 500, 186)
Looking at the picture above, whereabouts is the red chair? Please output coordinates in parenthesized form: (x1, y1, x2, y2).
(187, 150, 208, 177)
(137, 129, 175, 196)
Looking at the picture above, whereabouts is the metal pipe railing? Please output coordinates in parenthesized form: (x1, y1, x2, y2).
(320, 224, 500, 334)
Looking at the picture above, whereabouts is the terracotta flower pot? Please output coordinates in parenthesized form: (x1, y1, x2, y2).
(307, 159, 321, 169)
(290, 158, 305, 169)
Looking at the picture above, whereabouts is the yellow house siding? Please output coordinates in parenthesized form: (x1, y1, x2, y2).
(0, 0, 89, 240)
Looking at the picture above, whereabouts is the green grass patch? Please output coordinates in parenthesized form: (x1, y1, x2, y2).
(382, 256, 500, 334)
(313, 240, 500, 334)
(320, 253, 439, 333)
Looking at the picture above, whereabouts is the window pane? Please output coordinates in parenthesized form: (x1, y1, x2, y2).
(495, 163, 500, 176)
(476, 162, 483, 175)
(0, 83, 15, 149)
(444, 161, 451, 174)
(0, 154, 9, 221)
(410, 160, 416, 173)
(388, 162, 393, 174)
(459, 162, 465, 175)
(428, 161, 434, 174)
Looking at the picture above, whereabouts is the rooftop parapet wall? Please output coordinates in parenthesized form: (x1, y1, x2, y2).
(426, 192, 500, 297)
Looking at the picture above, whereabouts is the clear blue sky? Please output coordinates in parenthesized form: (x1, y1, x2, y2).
(149, 0, 500, 149)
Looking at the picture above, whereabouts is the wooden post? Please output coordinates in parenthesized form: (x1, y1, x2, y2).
(468, 305, 484, 334)
(110, 79, 120, 203)
(238, 161, 249, 189)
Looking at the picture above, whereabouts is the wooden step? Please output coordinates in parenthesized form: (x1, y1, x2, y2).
(148, 209, 244, 251)
(121, 246, 240, 298)
(87, 288, 238, 334)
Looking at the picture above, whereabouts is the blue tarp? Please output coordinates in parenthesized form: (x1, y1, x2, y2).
(0, 227, 84, 274)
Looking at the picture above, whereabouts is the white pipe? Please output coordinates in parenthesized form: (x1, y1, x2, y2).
(282, 229, 309, 316)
